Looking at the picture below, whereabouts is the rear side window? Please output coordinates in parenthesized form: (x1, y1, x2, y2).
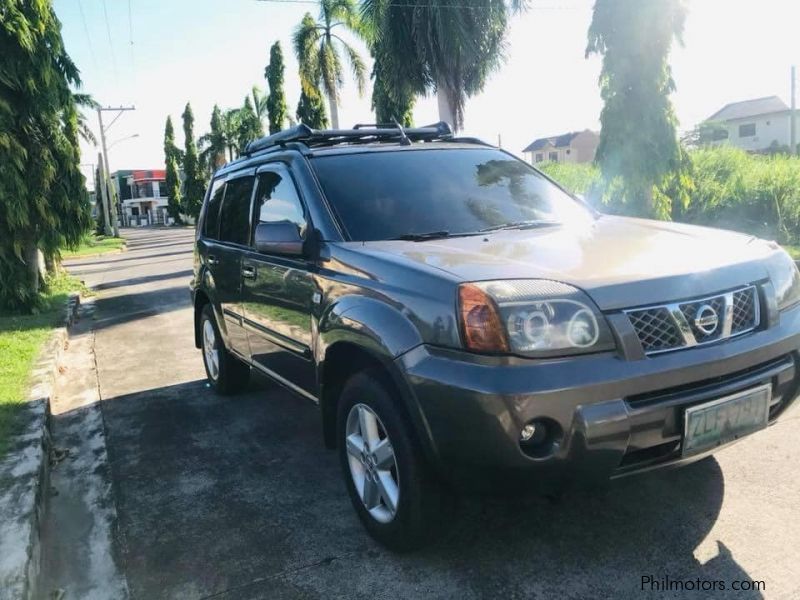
(219, 176, 255, 246)
(254, 170, 306, 237)
(203, 179, 226, 239)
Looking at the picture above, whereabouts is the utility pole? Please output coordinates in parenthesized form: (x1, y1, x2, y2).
(791, 65, 797, 156)
(97, 105, 135, 237)
(97, 152, 113, 236)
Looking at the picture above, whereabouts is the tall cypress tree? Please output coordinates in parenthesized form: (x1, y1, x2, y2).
(372, 57, 414, 126)
(164, 116, 183, 224)
(265, 42, 288, 134)
(181, 103, 204, 219)
(587, 0, 687, 217)
(0, 0, 91, 310)
(296, 87, 328, 129)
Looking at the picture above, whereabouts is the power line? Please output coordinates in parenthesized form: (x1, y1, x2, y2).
(76, 0, 98, 68)
(101, 0, 119, 86)
(128, 0, 137, 103)
(254, 0, 586, 9)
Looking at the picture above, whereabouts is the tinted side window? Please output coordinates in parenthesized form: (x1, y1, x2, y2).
(255, 170, 306, 236)
(203, 178, 226, 239)
(219, 176, 255, 246)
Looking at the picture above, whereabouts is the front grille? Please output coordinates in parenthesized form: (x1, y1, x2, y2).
(732, 287, 757, 332)
(627, 307, 684, 352)
(625, 285, 760, 355)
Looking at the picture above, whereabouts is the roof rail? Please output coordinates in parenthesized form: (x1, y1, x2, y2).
(244, 121, 453, 155)
(244, 124, 315, 155)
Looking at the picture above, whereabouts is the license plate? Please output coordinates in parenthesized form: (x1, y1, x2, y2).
(682, 383, 771, 456)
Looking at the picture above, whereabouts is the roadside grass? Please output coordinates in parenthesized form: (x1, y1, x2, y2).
(62, 234, 126, 258)
(0, 271, 87, 458)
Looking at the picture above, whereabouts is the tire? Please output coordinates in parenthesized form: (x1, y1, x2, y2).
(200, 303, 250, 395)
(337, 368, 448, 551)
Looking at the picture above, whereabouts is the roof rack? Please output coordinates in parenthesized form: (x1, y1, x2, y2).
(244, 121, 453, 155)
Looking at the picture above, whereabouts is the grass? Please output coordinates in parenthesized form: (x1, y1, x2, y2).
(62, 234, 126, 258)
(0, 271, 87, 457)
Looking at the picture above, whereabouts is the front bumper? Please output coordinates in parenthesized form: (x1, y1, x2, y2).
(396, 304, 800, 491)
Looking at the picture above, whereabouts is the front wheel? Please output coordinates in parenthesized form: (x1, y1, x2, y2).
(200, 303, 249, 395)
(337, 369, 448, 551)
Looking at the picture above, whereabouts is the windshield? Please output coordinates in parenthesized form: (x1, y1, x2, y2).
(311, 148, 592, 241)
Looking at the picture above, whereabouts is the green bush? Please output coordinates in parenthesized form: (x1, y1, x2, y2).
(539, 148, 800, 243)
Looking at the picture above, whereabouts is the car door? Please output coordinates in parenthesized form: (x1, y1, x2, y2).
(210, 172, 256, 357)
(241, 165, 316, 395)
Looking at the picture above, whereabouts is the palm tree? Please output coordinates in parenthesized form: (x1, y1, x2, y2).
(236, 96, 264, 154)
(360, 0, 523, 131)
(292, 2, 366, 129)
(252, 85, 268, 129)
(222, 108, 241, 161)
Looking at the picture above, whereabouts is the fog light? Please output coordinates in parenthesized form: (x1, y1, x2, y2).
(520, 423, 538, 442)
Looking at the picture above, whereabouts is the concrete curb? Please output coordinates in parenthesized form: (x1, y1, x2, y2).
(0, 294, 80, 600)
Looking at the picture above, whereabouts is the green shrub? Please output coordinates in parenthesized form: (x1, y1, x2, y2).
(540, 148, 800, 243)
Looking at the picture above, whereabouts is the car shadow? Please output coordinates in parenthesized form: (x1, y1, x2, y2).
(54, 370, 765, 599)
(91, 270, 193, 292)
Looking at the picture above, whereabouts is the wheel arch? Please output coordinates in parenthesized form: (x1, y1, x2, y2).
(319, 339, 442, 475)
(194, 289, 228, 349)
(194, 290, 210, 348)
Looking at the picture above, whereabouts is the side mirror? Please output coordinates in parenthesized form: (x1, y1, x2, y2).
(254, 221, 305, 256)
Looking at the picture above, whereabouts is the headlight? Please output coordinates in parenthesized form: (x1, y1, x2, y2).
(458, 280, 616, 357)
(772, 248, 800, 311)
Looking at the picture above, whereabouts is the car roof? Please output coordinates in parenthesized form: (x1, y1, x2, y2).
(306, 141, 494, 157)
(214, 140, 496, 178)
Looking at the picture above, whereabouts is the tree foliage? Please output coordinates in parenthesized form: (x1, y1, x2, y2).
(587, 0, 687, 218)
(265, 42, 288, 134)
(371, 56, 414, 126)
(236, 96, 264, 153)
(163, 116, 183, 223)
(251, 86, 268, 125)
(360, 0, 519, 131)
(296, 87, 329, 129)
(0, 0, 92, 310)
(222, 108, 241, 161)
(73, 92, 99, 146)
(199, 105, 228, 175)
(293, 5, 366, 129)
(181, 103, 204, 219)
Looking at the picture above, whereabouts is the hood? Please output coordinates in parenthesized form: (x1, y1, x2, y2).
(353, 216, 776, 311)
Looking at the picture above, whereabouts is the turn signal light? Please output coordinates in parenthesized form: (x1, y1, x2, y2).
(458, 284, 509, 353)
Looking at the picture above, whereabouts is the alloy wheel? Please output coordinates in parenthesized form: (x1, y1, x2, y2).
(345, 403, 400, 524)
(202, 319, 220, 381)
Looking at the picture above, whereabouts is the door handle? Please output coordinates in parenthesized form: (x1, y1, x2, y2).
(241, 265, 257, 279)
(207, 254, 220, 266)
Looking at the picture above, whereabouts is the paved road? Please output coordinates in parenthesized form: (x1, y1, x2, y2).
(62, 228, 800, 599)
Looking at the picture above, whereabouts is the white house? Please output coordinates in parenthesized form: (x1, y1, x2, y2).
(522, 130, 600, 165)
(704, 96, 797, 153)
(111, 169, 172, 226)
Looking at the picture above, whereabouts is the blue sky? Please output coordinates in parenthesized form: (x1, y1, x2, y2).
(53, 0, 799, 183)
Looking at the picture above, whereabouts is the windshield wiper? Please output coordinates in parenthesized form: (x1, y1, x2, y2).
(390, 230, 452, 241)
(479, 219, 560, 233)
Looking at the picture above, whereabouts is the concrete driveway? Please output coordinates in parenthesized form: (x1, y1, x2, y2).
(61, 227, 800, 599)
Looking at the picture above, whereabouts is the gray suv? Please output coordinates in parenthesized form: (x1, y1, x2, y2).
(191, 122, 800, 550)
